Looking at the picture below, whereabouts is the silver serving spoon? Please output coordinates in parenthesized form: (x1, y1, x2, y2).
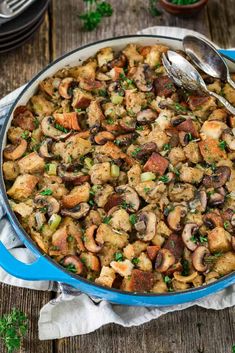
(183, 35, 235, 90)
(163, 50, 235, 115)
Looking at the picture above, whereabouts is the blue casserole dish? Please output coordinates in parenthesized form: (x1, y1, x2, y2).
(0, 35, 235, 306)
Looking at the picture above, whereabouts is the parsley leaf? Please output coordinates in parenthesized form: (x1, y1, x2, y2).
(40, 188, 53, 196)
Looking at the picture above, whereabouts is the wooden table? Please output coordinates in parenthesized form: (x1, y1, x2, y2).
(0, 1, 235, 352)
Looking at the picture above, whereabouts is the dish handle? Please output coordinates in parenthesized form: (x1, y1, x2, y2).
(0, 240, 78, 286)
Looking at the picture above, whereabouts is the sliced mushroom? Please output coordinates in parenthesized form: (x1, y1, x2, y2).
(192, 246, 210, 272)
(173, 271, 198, 283)
(135, 142, 157, 160)
(94, 131, 115, 145)
(116, 185, 140, 212)
(137, 109, 158, 124)
(189, 190, 207, 213)
(203, 212, 223, 229)
(58, 165, 90, 185)
(114, 133, 137, 147)
(155, 249, 175, 273)
(119, 116, 136, 132)
(34, 211, 46, 230)
(202, 166, 231, 189)
(61, 202, 90, 219)
(171, 116, 186, 126)
(41, 116, 71, 140)
(182, 223, 199, 251)
(34, 195, 60, 217)
(167, 205, 187, 231)
(208, 191, 225, 207)
(232, 236, 235, 250)
(221, 129, 235, 151)
(108, 53, 127, 68)
(84, 225, 102, 253)
(63, 255, 83, 274)
(58, 77, 76, 99)
(39, 138, 54, 159)
(131, 64, 153, 92)
(135, 211, 156, 241)
(104, 193, 123, 212)
(3, 139, 27, 160)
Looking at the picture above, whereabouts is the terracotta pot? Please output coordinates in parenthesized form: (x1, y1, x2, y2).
(159, 0, 209, 16)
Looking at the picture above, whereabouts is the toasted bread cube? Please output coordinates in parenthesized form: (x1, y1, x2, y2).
(208, 227, 232, 253)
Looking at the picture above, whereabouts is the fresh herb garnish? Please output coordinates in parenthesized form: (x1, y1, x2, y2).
(132, 257, 140, 265)
(67, 235, 74, 242)
(103, 215, 112, 224)
(181, 259, 190, 276)
(121, 200, 134, 210)
(129, 214, 137, 225)
(224, 221, 230, 230)
(114, 252, 124, 262)
(149, 0, 161, 16)
(34, 117, 39, 128)
(136, 125, 144, 131)
(106, 118, 114, 125)
(164, 275, 171, 284)
(21, 131, 30, 140)
(159, 175, 169, 183)
(65, 263, 77, 273)
(218, 140, 227, 151)
(55, 123, 68, 133)
(40, 188, 53, 196)
(79, 0, 113, 31)
(131, 147, 141, 157)
(0, 308, 28, 353)
(163, 143, 171, 152)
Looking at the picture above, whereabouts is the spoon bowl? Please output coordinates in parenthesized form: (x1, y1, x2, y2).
(183, 35, 235, 89)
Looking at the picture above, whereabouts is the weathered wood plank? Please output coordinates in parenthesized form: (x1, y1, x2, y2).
(55, 306, 235, 353)
(0, 283, 53, 353)
(207, 0, 235, 48)
(51, 0, 210, 60)
(0, 11, 53, 353)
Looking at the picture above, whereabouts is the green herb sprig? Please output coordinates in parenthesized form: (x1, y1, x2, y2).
(80, 0, 113, 31)
(0, 309, 28, 353)
(169, 0, 199, 4)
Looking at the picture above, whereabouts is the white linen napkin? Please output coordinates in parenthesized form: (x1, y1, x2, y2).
(0, 26, 235, 341)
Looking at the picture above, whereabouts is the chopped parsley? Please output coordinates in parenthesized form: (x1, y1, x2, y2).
(186, 132, 193, 141)
(159, 175, 169, 183)
(67, 235, 74, 242)
(174, 103, 188, 113)
(224, 221, 230, 230)
(163, 205, 175, 217)
(164, 275, 171, 284)
(98, 89, 108, 97)
(65, 263, 77, 273)
(88, 199, 95, 207)
(103, 215, 112, 224)
(39, 206, 47, 213)
(121, 200, 134, 210)
(136, 125, 144, 131)
(75, 108, 82, 112)
(106, 118, 114, 125)
(163, 143, 171, 152)
(218, 140, 227, 151)
(181, 259, 190, 276)
(132, 257, 140, 265)
(114, 252, 124, 262)
(199, 235, 207, 244)
(55, 123, 68, 133)
(131, 147, 141, 157)
(21, 131, 30, 140)
(34, 117, 39, 128)
(129, 214, 137, 225)
(144, 187, 151, 193)
(40, 188, 53, 196)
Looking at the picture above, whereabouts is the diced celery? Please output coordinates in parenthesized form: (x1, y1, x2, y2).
(47, 163, 57, 176)
(48, 214, 62, 231)
(111, 164, 120, 177)
(140, 172, 156, 182)
(84, 157, 93, 170)
(111, 94, 123, 105)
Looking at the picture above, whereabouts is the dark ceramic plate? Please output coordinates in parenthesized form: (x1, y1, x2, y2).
(0, 0, 49, 38)
(0, 15, 45, 53)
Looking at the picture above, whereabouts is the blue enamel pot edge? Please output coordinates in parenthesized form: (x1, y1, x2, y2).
(0, 34, 234, 306)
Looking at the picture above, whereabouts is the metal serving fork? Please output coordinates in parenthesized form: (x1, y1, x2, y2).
(0, 0, 34, 19)
(162, 51, 235, 115)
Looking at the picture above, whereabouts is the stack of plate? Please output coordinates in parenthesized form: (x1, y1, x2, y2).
(0, 0, 50, 54)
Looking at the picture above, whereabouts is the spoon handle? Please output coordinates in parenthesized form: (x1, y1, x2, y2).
(209, 91, 235, 115)
(227, 75, 235, 90)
